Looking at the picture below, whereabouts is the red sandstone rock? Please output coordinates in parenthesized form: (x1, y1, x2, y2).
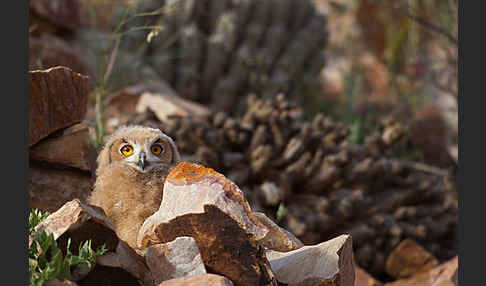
(29, 123, 93, 172)
(29, 162, 92, 213)
(29, 66, 89, 146)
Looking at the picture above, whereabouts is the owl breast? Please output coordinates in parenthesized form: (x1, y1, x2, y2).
(88, 163, 171, 248)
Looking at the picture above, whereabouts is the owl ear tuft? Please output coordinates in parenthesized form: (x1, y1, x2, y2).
(167, 137, 181, 164)
(97, 136, 119, 171)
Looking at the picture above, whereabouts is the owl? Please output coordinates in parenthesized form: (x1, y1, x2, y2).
(88, 125, 181, 249)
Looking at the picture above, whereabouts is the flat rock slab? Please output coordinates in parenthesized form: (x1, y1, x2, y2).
(31, 199, 114, 243)
(385, 239, 439, 279)
(30, 123, 93, 171)
(158, 274, 234, 286)
(145, 237, 206, 285)
(136, 91, 210, 123)
(384, 256, 458, 286)
(138, 162, 275, 286)
(29, 66, 89, 146)
(253, 212, 303, 252)
(266, 234, 355, 286)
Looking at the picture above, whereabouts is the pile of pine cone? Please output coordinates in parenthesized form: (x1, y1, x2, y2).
(127, 94, 458, 279)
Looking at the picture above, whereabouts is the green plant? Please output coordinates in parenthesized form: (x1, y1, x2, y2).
(29, 209, 50, 234)
(86, 0, 174, 151)
(29, 209, 107, 286)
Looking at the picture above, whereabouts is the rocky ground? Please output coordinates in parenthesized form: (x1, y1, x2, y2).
(29, 0, 458, 285)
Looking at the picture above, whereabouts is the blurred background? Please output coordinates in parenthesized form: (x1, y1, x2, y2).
(29, 0, 458, 282)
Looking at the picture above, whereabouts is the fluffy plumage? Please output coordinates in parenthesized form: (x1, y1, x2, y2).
(88, 125, 180, 249)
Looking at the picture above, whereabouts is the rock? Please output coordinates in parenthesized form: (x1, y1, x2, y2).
(138, 162, 276, 286)
(145, 237, 206, 285)
(29, 0, 82, 31)
(253, 212, 303, 252)
(355, 265, 383, 286)
(29, 35, 88, 74)
(29, 162, 92, 212)
(266, 234, 355, 286)
(96, 240, 155, 286)
(29, 66, 89, 146)
(29, 123, 94, 172)
(158, 274, 234, 286)
(136, 91, 210, 123)
(384, 256, 458, 286)
(259, 182, 284, 206)
(32, 199, 114, 243)
(381, 124, 404, 147)
(385, 239, 439, 279)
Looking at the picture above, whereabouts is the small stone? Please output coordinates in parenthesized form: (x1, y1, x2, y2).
(382, 124, 404, 147)
(355, 264, 383, 286)
(260, 182, 283, 206)
(96, 240, 154, 286)
(385, 239, 439, 279)
(145, 237, 206, 285)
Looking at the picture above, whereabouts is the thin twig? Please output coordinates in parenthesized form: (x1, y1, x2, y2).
(103, 37, 121, 84)
(394, 159, 450, 177)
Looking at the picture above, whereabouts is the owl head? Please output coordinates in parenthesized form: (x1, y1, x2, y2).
(97, 125, 180, 173)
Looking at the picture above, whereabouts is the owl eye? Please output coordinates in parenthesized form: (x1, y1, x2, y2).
(120, 144, 134, 157)
(151, 144, 163, 155)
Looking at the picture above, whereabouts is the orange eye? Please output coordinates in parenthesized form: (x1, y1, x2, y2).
(151, 144, 163, 155)
(120, 144, 134, 156)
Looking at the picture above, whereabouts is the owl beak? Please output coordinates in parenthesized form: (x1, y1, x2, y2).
(138, 152, 147, 170)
